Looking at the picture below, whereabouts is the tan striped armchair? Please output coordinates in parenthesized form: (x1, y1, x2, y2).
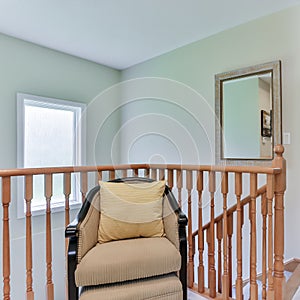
(65, 177, 188, 300)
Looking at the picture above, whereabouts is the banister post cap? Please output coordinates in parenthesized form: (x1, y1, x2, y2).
(274, 145, 284, 157)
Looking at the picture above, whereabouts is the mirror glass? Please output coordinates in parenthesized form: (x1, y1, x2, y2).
(215, 61, 282, 165)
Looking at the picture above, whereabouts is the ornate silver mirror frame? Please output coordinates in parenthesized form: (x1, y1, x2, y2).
(215, 60, 282, 166)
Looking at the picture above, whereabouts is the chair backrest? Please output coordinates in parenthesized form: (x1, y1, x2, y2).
(76, 177, 181, 261)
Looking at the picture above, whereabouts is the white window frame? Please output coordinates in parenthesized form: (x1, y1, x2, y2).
(17, 93, 86, 218)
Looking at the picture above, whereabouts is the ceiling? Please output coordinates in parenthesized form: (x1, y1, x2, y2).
(0, 0, 299, 70)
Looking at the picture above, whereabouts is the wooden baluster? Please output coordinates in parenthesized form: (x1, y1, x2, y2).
(272, 145, 286, 300)
(64, 172, 71, 273)
(122, 169, 127, 178)
(191, 234, 196, 290)
(206, 227, 211, 289)
(98, 170, 103, 182)
(209, 171, 216, 298)
(144, 168, 149, 178)
(133, 168, 139, 177)
(267, 174, 275, 299)
(64, 173, 71, 228)
(159, 169, 165, 180)
(109, 170, 115, 180)
(261, 192, 268, 300)
(250, 173, 258, 300)
(80, 172, 88, 202)
(192, 235, 196, 262)
(235, 172, 243, 300)
(45, 174, 54, 300)
(2, 176, 11, 300)
(227, 213, 233, 297)
(217, 220, 223, 294)
(167, 169, 173, 190)
(177, 170, 183, 208)
(221, 172, 229, 299)
(197, 171, 205, 293)
(25, 175, 34, 300)
(151, 168, 157, 180)
(186, 170, 194, 288)
(241, 205, 244, 227)
(64, 172, 71, 300)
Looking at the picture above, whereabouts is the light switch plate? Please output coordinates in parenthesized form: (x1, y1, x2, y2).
(283, 132, 291, 145)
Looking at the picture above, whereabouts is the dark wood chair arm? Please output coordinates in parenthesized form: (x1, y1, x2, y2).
(65, 218, 79, 238)
(178, 211, 188, 226)
(65, 185, 100, 300)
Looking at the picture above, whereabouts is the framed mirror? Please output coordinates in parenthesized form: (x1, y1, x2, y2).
(215, 61, 282, 166)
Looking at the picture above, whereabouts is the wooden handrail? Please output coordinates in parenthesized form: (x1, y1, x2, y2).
(0, 164, 149, 177)
(0, 163, 281, 177)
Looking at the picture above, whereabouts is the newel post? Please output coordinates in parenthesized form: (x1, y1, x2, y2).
(272, 145, 286, 300)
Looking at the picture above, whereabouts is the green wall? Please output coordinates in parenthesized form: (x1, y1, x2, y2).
(0, 33, 121, 169)
(1, 4, 300, 297)
(0, 32, 121, 299)
(121, 5, 300, 262)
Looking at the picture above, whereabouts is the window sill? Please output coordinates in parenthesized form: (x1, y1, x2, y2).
(18, 200, 82, 219)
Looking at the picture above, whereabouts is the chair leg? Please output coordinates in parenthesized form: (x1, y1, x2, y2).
(181, 263, 188, 300)
(67, 270, 78, 300)
(179, 235, 188, 300)
(178, 213, 188, 300)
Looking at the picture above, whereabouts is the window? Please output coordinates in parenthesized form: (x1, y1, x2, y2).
(17, 93, 86, 217)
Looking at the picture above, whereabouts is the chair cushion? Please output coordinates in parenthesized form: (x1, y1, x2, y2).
(79, 274, 183, 300)
(98, 180, 165, 243)
(75, 237, 181, 286)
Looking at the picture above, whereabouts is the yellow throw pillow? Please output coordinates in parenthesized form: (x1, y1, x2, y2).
(98, 180, 166, 243)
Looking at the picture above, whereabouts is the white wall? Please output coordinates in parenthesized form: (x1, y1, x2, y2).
(121, 5, 300, 261)
(0, 33, 121, 299)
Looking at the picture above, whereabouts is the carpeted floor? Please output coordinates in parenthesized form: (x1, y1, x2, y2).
(188, 270, 296, 299)
(188, 290, 207, 300)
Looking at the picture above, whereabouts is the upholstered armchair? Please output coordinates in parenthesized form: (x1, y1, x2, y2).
(65, 177, 188, 300)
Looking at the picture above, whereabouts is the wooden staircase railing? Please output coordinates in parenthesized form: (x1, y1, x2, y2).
(189, 145, 286, 299)
(0, 146, 286, 299)
(192, 184, 267, 297)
